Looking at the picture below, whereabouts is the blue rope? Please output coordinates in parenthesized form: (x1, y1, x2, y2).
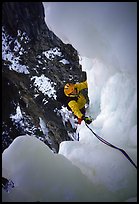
(85, 123, 137, 169)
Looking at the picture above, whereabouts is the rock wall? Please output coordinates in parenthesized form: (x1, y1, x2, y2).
(2, 2, 85, 152)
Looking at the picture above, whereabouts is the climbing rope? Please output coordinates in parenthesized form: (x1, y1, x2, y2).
(85, 123, 137, 169)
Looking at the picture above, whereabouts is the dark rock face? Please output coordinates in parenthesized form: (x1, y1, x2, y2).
(2, 2, 85, 153)
(2, 2, 45, 39)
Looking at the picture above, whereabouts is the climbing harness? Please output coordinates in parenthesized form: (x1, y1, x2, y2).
(85, 123, 137, 169)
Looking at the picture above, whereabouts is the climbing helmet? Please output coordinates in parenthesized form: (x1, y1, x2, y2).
(64, 83, 75, 96)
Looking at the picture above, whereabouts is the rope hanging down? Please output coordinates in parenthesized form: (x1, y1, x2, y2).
(85, 123, 137, 169)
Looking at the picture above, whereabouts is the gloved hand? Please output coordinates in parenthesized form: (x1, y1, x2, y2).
(82, 116, 92, 124)
(78, 118, 83, 124)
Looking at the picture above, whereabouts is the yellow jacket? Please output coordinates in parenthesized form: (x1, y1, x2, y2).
(68, 80, 88, 119)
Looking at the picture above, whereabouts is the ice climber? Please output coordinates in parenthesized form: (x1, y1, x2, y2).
(57, 79, 92, 125)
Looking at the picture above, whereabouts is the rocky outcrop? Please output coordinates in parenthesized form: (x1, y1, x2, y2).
(2, 2, 85, 153)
